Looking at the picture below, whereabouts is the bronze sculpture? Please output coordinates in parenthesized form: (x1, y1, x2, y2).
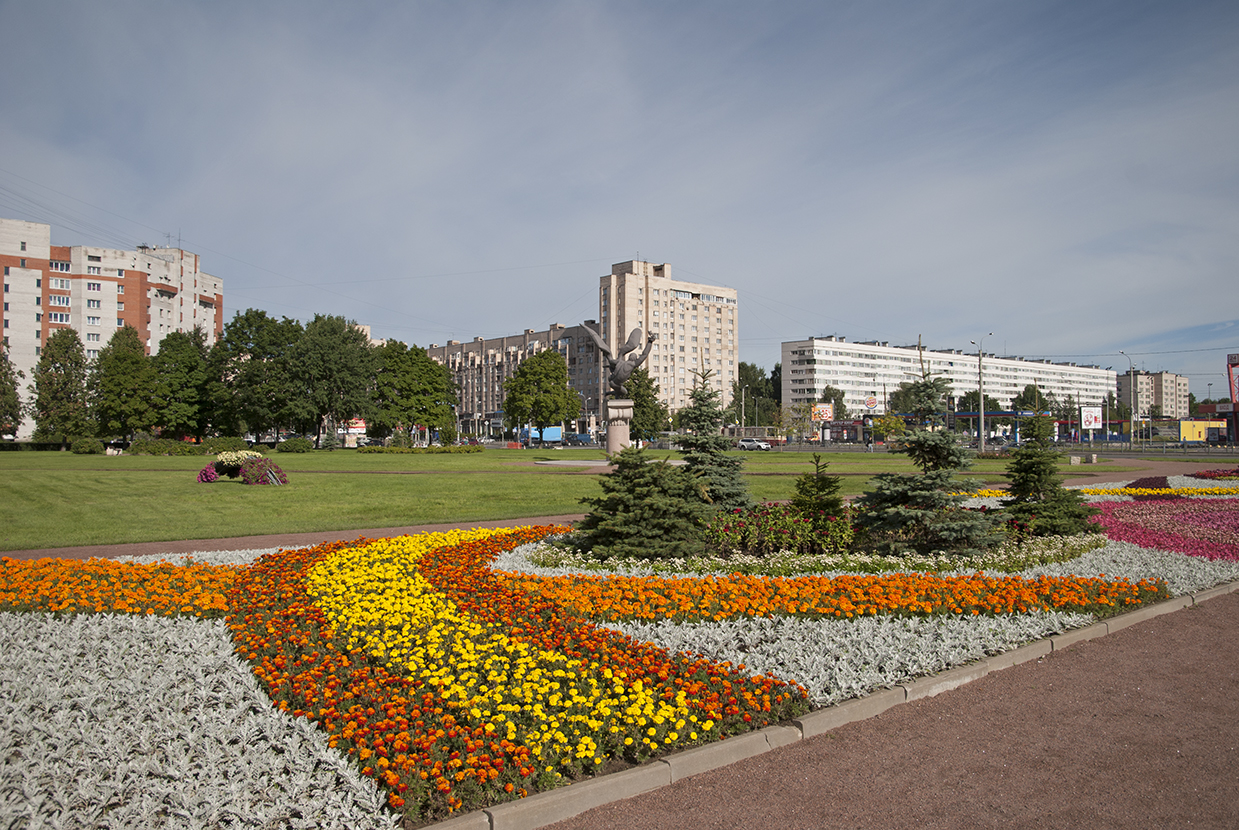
(583, 322, 656, 398)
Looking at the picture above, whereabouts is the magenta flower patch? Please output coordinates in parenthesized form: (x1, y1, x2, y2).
(1092, 498, 1239, 561)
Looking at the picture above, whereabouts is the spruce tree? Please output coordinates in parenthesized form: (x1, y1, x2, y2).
(675, 369, 752, 512)
(790, 454, 846, 525)
(1002, 415, 1100, 535)
(854, 368, 1001, 556)
(575, 446, 713, 560)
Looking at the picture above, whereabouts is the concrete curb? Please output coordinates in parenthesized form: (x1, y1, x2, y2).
(437, 577, 1239, 830)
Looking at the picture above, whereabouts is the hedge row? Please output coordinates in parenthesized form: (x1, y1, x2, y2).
(356, 444, 483, 454)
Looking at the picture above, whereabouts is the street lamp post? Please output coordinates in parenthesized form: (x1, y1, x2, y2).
(970, 333, 993, 455)
(1120, 351, 1135, 450)
(742, 385, 749, 434)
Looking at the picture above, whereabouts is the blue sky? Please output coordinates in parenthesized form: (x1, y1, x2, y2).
(2, 1, 1236, 396)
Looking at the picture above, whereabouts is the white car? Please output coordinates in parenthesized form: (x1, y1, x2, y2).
(737, 438, 771, 451)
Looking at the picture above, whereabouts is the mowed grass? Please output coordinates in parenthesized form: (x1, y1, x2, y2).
(0, 446, 1117, 551)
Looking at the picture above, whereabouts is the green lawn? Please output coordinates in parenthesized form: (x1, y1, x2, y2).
(0, 446, 1116, 551)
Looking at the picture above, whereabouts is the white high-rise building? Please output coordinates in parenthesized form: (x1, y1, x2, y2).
(598, 261, 738, 413)
(782, 335, 1116, 414)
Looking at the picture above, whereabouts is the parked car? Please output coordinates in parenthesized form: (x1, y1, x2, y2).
(565, 433, 593, 446)
(737, 438, 772, 451)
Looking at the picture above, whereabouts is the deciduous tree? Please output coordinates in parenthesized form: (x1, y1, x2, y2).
(207, 309, 304, 437)
(371, 340, 457, 444)
(91, 325, 157, 440)
(627, 367, 670, 441)
(502, 349, 580, 442)
(151, 327, 210, 440)
(30, 328, 93, 447)
(0, 342, 23, 437)
(288, 314, 379, 445)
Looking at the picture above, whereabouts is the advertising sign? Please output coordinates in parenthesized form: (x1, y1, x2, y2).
(864, 396, 879, 410)
(1080, 406, 1103, 430)
(1230, 353, 1239, 403)
(811, 403, 834, 422)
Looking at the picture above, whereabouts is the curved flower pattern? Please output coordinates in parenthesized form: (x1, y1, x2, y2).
(1091, 498, 1239, 561)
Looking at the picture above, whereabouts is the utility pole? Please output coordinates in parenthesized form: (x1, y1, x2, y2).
(971, 332, 993, 454)
(1120, 351, 1135, 450)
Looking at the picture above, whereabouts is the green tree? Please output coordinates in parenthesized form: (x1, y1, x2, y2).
(151, 327, 210, 440)
(677, 369, 752, 512)
(790, 454, 845, 523)
(1011, 384, 1050, 414)
(503, 349, 580, 443)
(371, 340, 457, 444)
(818, 385, 848, 420)
(288, 315, 379, 446)
(769, 362, 782, 406)
(91, 325, 157, 440)
(208, 309, 304, 437)
(574, 446, 713, 560)
(1001, 415, 1099, 535)
(854, 371, 1000, 556)
(0, 342, 23, 437)
(730, 362, 775, 426)
(872, 414, 906, 441)
(30, 328, 93, 447)
(627, 367, 670, 441)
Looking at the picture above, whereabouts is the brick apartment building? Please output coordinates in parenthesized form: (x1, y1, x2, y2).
(1, 217, 224, 437)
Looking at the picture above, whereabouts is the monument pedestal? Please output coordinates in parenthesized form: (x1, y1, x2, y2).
(606, 399, 634, 455)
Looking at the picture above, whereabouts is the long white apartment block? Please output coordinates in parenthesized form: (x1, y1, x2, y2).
(783, 335, 1116, 415)
(2, 217, 223, 437)
(600, 260, 738, 413)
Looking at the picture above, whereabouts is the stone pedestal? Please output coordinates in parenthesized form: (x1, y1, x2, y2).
(606, 399, 634, 455)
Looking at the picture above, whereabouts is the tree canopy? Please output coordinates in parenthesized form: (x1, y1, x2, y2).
(818, 385, 848, 420)
(627, 367, 670, 441)
(371, 340, 457, 443)
(0, 342, 23, 437)
(91, 325, 158, 440)
(30, 328, 93, 446)
(151, 327, 211, 439)
(1011, 384, 1051, 414)
(288, 314, 379, 443)
(677, 369, 751, 512)
(208, 309, 304, 437)
(502, 349, 580, 439)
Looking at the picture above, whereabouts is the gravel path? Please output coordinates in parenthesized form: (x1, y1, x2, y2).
(544, 589, 1239, 830)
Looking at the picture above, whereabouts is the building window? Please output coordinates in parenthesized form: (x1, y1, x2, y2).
(116, 285, 124, 294)
(20, 259, 26, 267)
(20, 242, 25, 251)
(117, 318, 123, 327)
(35, 313, 41, 322)
(87, 282, 101, 291)
(117, 302, 124, 311)
(87, 349, 99, 359)
(87, 266, 101, 275)
(49, 295, 70, 307)
(87, 316, 100, 326)
(49, 312, 70, 324)
(50, 260, 70, 272)
(87, 255, 101, 262)
(117, 269, 124, 277)
(51, 278, 70, 290)
(87, 299, 101, 309)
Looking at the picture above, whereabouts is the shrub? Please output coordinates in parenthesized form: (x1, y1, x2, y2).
(197, 463, 219, 483)
(1000, 415, 1099, 536)
(215, 449, 265, 478)
(277, 437, 314, 453)
(70, 437, 106, 455)
(703, 503, 854, 558)
(319, 432, 339, 451)
(128, 437, 204, 456)
(201, 436, 249, 454)
(789, 454, 845, 524)
(239, 456, 288, 485)
(355, 444, 482, 454)
(575, 446, 713, 560)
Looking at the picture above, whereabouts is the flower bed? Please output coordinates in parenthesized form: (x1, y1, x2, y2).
(1091, 498, 1239, 561)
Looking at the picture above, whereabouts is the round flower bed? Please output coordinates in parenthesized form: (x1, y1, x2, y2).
(239, 457, 288, 485)
(197, 462, 219, 483)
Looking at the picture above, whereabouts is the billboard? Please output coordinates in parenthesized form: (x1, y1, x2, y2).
(1080, 406, 1103, 430)
(811, 403, 834, 422)
(1229, 353, 1239, 403)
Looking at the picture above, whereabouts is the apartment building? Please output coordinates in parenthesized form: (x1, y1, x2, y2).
(426, 323, 603, 436)
(2, 217, 224, 436)
(782, 335, 1116, 414)
(1117, 370, 1191, 420)
(599, 261, 738, 413)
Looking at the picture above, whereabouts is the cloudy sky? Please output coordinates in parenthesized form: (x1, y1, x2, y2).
(2, 1, 1236, 395)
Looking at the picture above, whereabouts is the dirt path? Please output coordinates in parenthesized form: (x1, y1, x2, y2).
(544, 590, 1239, 830)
